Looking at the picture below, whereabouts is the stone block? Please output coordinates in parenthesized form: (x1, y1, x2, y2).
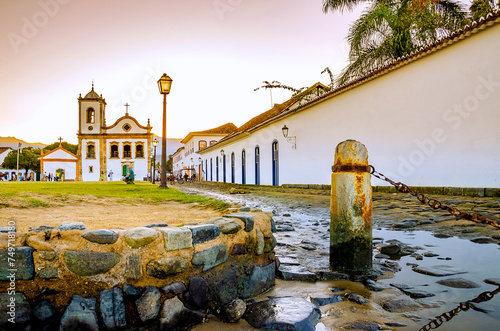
(0, 247, 34, 280)
(64, 251, 120, 276)
(263, 236, 277, 253)
(59, 295, 99, 331)
(190, 224, 220, 244)
(125, 252, 142, 280)
(146, 257, 188, 279)
(463, 187, 485, 197)
(37, 267, 58, 279)
(210, 271, 237, 307)
(192, 244, 228, 271)
(255, 228, 264, 255)
(135, 286, 161, 323)
(0, 292, 31, 325)
(99, 287, 126, 330)
(160, 227, 192, 251)
(231, 243, 247, 255)
(38, 250, 56, 261)
(223, 213, 254, 232)
(82, 229, 119, 244)
(485, 188, 500, 197)
(124, 227, 158, 248)
(188, 276, 208, 308)
(444, 187, 463, 196)
(240, 263, 275, 298)
(33, 299, 56, 321)
(58, 222, 86, 231)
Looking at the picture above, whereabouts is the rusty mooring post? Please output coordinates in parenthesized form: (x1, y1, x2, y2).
(330, 140, 372, 273)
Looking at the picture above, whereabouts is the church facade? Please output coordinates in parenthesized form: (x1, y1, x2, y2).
(77, 86, 153, 181)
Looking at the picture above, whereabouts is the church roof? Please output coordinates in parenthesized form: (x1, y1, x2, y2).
(84, 88, 101, 99)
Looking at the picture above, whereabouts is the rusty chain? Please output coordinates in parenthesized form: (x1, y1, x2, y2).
(370, 166, 500, 229)
(417, 286, 500, 331)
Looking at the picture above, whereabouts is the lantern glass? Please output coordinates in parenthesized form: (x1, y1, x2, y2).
(282, 125, 289, 138)
(157, 73, 173, 94)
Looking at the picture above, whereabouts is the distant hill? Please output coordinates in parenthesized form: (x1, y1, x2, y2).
(0, 136, 47, 149)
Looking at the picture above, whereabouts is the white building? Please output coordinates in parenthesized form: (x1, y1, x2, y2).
(0, 147, 13, 180)
(77, 85, 153, 181)
(40, 145, 77, 180)
(172, 123, 238, 179)
(191, 12, 500, 189)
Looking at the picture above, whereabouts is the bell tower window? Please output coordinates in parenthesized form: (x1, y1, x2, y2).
(86, 143, 95, 159)
(86, 108, 95, 124)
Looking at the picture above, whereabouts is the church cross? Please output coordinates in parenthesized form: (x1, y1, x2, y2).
(58, 137, 63, 145)
(124, 103, 130, 115)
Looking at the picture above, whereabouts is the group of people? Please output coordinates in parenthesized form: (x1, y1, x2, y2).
(43, 172, 60, 181)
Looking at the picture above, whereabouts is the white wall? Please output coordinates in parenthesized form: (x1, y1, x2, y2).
(43, 162, 77, 180)
(81, 139, 100, 181)
(199, 23, 500, 188)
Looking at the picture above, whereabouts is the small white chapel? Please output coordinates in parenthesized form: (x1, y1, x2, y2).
(77, 84, 153, 181)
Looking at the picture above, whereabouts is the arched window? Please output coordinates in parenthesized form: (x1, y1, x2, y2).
(210, 140, 217, 146)
(135, 143, 144, 158)
(86, 143, 95, 159)
(110, 143, 119, 158)
(86, 108, 95, 124)
(123, 143, 131, 158)
(242, 149, 246, 184)
(198, 140, 207, 150)
(272, 141, 279, 186)
(255, 146, 260, 185)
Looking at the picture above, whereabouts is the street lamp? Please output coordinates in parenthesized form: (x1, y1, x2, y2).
(157, 73, 173, 188)
(152, 139, 159, 184)
(282, 125, 296, 149)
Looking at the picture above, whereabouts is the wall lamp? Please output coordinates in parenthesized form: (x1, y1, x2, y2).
(220, 149, 225, 156)
(198, 157, 202, 162)
(282, 125, 296, 149)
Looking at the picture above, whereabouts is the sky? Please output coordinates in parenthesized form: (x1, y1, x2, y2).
(0, 0, 366, 145)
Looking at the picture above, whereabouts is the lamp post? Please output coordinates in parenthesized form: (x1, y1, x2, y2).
(157, 73, 173, 188)
(152, 139, 158, 184)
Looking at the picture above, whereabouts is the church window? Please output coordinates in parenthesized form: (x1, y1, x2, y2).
(86, 143, 95, 159)
(210, 140, 217, 146)
(89, 166, 93, 173)
(135, 144, 144, 158)
(198, 140, 207, 150)
(110, 143, 119, 158)
(123, 123, 131, 132)
(86, 108, 95, 124)
(123, 143, 132, 158)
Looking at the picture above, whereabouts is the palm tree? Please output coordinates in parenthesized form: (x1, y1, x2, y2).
(323, 0, 467, 85)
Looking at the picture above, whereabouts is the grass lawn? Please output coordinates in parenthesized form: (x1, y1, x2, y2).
(0, 181, 230, 211)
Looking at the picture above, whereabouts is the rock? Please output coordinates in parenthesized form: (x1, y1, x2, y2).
(160, 227, 193, 251)
(160, 296, 205, 330)
(191, 244, 228, 271)
(436, 278, 480, 288)
(422, 252, 439, 257)
(343, 293, 369, 304)
(59, 295, 99, 331)
(82, 229, 119, 244)
(146, 257, 188, 278)
(124, 252, 142, 280)
(29, 225, 54, 232)
(162, 282, 187, 295)
(229, 187, 246, 194)
(385, 322, 408, 327)
(484, 278, 500, 286)
(318, 271, 349, 281)
(244, 297, 321, 330)
(37, 267, 58, 279)
(364, 279, 390, 291)
(278, 264, 317, 282)
(99, 287, 126, 330)
(393, 220, 418, 229)
(470, 237, 495, 244)
(123, 284, 143, 297)
(271, 218, 276, 233)
(33, 299, 56, 321)
(188, 276, 208, 309)
(59, 222, 86, 231)
(64, 251, 120, 276)
(412, 265, 467, 277)
(222, 299, 246, 323)
(264, 236, 277, 253)
(38, 250, 56, 261)
(276, 224, 295, 232)
(312, 295, 343, 306)
(223, 213, 254, 232)
(344, 321, 382, 330)
(374, 253, 390, 259)
(240, 207, 251, 212)
(283, 213, 291, 217)
(213, 218, 242, 234)
(433, 233, 451, 238)
(411, 253, 423, 260)
(390, 283, 435, 299)
(231, 243, 247, 255)
(0, 227, 14, 233)
(144, 222, 169, 228)
(0, 247, 34, 280)
(241, 263, 276, 299)
(378, 243, 401, 255)
(0, 292, 31, 325)
(190, 224, 220, 244)
(124, 227, 158, 248)
(255, 228, 264, 255)
(382, 296, 423, 312)
(135, 286, 161, 323)
(210, 271, 238, 307)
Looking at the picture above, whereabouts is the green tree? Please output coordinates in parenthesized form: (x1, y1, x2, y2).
(323, 0, 467, 85)
(1, 147, 41, 178)
(470, 0, 497, 22)
(44, 141, 78, 155)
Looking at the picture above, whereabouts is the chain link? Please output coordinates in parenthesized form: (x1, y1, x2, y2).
(417, 287, 500, 331)
(370, 166, 500, 229)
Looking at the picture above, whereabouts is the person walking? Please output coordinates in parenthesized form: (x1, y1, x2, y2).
(108, 170, 113, 181)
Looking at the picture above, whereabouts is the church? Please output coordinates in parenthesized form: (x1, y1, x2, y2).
(77, 84, 153, 181)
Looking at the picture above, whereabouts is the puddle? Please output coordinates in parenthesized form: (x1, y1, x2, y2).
(183, 186, 500, 330)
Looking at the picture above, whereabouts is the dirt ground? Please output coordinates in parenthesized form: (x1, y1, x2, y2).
(0, 192, 225, 232)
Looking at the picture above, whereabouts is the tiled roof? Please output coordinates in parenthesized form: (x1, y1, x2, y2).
(181, 123, 238, 144)
(0, 147, 12, 154)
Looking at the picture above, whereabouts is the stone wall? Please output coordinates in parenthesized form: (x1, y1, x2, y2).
(0, 210, 277, 329)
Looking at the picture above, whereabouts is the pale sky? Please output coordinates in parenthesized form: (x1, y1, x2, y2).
(0, 0, 364, 145)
